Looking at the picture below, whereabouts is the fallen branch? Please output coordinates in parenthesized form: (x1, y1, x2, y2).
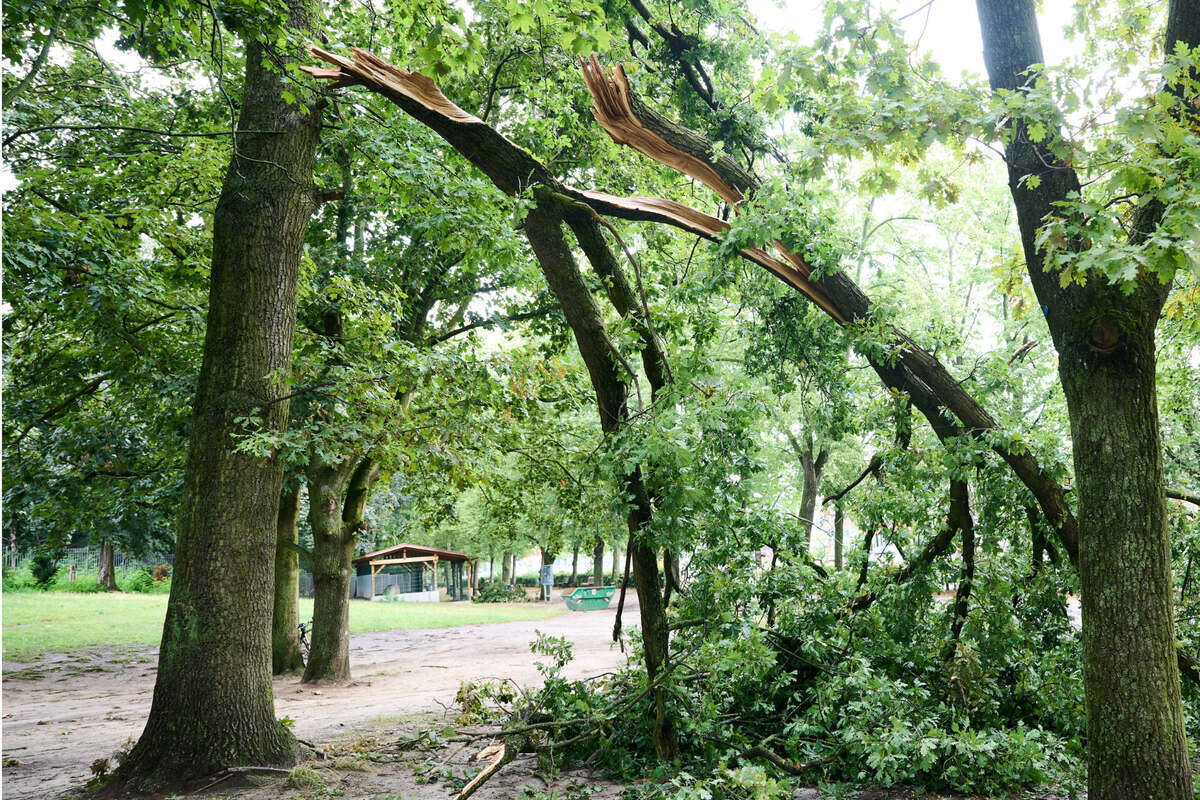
(1168, 487, 1200, 507)
(455, 737, 525, 800)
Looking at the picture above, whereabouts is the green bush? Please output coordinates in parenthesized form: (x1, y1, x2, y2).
(515, 572, 539, 587)
(119, 567, 156, 593)
(50, 566, 103, 592)
(30, 551, 62, 586)
(2, 563, 39, 592)
(473, 580, 527, 603)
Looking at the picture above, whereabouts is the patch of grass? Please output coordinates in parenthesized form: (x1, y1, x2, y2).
(286, 765, 324, 789)
(339, 600, 562, 634)
(1, 593, 564, 660)
(329, 755, 370, 772)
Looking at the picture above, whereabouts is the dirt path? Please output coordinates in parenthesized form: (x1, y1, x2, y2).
(1, 594, 636, 800)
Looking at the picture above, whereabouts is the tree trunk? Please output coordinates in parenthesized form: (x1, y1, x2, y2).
(272, 487, 304, 674)
(1062, 324, 1191, 798)
(302, 457, 355, 684)
(944, 481, 975, 659)
(570, 545, 579, 587)
(592, 536, 604, 586)
(799, 443, 826, 553)
(111, 5, 319, 788)
(525, 199, 677, 758)
(97, 539, 119, 591)
(974, 2, 1197, 794)
(540, 547, 555, 601)
(856, 525, 876, 591)
(833, 505, 844, 572)
(628, 478, 675, 757)
(501, 551, 512, 584)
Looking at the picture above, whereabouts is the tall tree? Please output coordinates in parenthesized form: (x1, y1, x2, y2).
(112, 0, 322, 786)
(974, 1, 1200, 795)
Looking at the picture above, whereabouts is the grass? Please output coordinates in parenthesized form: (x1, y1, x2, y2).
(1, 592, 564, 661)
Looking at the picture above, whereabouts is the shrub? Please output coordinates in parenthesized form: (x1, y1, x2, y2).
(152, 563, 171, 582)
(473, 580, 526, 603)
(30, 551, 62, 586)
(119, 567, 156, 593)
(515, 572, 539, 587)
(50, 566, 102, 592)
(2, 563, 39, 592)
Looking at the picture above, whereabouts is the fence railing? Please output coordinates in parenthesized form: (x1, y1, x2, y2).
(3, 546, 172, 573)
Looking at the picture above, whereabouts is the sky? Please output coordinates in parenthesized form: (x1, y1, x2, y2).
(745, 0, 1076, 78)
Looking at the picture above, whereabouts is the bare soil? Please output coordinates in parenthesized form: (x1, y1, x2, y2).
(1, 593, 638, 800)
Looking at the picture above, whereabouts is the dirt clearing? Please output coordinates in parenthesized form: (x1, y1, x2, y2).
(1, 595, 636, 800)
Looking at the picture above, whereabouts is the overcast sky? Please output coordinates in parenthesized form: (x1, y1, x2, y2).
(746, 0, 1075, 79)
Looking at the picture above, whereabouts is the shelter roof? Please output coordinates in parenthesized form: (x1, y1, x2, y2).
(352, 543, 475, 566)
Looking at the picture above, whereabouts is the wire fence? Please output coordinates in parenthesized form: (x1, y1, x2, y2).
(3, 546, 172, 573)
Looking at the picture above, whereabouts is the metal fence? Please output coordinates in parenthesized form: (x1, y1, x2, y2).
(3, 546, 172, 573)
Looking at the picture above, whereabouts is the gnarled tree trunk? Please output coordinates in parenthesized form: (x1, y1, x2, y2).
(1063, 321, 1189, 798)
(833, 505, 844, 572)
(112, 3, 320, 786)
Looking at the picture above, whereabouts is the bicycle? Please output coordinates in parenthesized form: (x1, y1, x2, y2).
(297, 620, 311, 663)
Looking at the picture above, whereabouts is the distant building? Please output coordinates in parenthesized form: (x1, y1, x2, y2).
(350, 543, 476, 602)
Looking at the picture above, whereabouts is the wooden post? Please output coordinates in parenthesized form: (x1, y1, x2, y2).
(432, 555, 438, 594)
(371, 562, 385, 599)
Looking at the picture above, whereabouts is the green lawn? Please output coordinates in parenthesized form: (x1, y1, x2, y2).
(1, 592, 563, 661)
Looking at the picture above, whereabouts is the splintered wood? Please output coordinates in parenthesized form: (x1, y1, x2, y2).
(304, 46, 481, 124)
(579, 55, 845, 322)
(302, 46, 845, 323)
(580, 56, 742, 207)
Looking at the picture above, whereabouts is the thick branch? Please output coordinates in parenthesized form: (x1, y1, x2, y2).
(848, 479, 971, 613)
(1169, 488, 1200, 507)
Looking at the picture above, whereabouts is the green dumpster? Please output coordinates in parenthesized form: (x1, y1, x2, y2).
(564, 586, 616, 611)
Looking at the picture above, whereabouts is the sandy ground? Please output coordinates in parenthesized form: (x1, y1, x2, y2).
(1, 593, 637, 800)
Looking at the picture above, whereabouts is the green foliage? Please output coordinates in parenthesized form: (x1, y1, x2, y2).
(30, 551, 62, 586)
(473, 580, 528, 603)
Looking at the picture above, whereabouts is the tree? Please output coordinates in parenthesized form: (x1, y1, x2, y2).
(110, 0, 323, 786)
(973, 2, 1200, 794)
(273, 482, 304, 674)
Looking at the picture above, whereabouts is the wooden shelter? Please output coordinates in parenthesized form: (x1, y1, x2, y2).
(351, 543, 476, 601)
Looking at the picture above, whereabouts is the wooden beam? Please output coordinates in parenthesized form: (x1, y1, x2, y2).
(368, 555, 437, 567)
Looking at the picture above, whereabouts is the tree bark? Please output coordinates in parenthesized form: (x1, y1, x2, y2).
(1064, 323, 1190, 798)
(592, 536, 605, 586)
(273, 487, 304, 674)
(788, 432, 827, 553)
(501, 550, 512, 584)
(945, 481, 975, 655)
(855, 525, 876, 591)
(570, 545, 579, 587)
(302, 456, 356, 684)
(974, 2, 1196, 795)
(97, 539, 119, 591)
(111, 5, 319, 787)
